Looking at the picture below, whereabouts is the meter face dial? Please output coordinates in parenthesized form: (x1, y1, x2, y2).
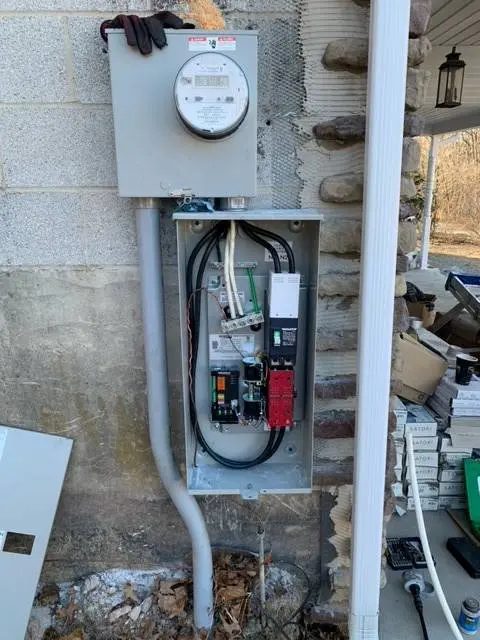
(174, 53, 249, 139)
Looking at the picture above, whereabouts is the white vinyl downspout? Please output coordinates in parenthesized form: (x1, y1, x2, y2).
(420, 135, 439, 270)
(349, 1, 411, 639)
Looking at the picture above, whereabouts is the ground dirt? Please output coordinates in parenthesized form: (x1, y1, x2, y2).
(29, 553, 346, 640)
(429, 242, 480, 274)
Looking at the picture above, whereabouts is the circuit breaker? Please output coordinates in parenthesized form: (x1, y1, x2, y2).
(107, 28, 318, 498)
(108, 30, 257, 198)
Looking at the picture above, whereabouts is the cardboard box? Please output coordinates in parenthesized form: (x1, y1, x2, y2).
(406, 481, 439, 498)
(407, 497, 439, 511)
(439, 481, 465, 496)
(439, 495, 467, 510)
(407, 301, 436, 329)
(404, 466, 438, 481)
(394, 333, 448, 404)
(438, 467, 464, 482)
(405, 451, 439, 468)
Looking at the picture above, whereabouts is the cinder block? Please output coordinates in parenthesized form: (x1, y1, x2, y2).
(68, 17, 112, 104)
(2, 0, 149, 10)
(0, 106, 117, 187)
(0, 17, 70, 103)
(0, 191, 137, 265)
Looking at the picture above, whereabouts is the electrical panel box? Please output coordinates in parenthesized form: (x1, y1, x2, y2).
(107, 30, 257, 198)
(175, 212, 319, 498)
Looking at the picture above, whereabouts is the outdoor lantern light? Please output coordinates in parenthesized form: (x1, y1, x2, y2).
(436, 46, 466, 108)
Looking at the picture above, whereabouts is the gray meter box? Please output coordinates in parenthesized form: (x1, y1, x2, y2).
(108, 30, 258, 198)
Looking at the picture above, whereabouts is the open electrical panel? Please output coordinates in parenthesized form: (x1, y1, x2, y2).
(175, 214, 319, 497)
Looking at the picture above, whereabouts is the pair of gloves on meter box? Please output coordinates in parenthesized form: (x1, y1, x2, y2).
(100, 11, 195, 56)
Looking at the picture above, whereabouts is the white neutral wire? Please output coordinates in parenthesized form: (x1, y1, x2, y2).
(406, 431, 463, 640)
(229, 220, 244, 317)
(224, 230, 236, 319)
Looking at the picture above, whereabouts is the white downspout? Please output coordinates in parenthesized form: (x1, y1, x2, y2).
(420, 135, 439, 270)
(349, 1, 410, 639)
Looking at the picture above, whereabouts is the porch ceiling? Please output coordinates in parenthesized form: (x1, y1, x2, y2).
(419, 0, 480, 135)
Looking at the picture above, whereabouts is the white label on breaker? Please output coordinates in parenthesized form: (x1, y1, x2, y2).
(209, 333, 255, 361)
(0, 530, 6, 551)
(188, 36, 237, 51)
(264, 241, 293, 263)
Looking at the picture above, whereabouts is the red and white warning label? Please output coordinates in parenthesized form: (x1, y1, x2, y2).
(188, 36, 237, 52)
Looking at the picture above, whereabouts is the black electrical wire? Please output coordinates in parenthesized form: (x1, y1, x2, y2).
(187, 223, 286, 469)
(409, 584, 430, 640)
(241, 221, 296, 273)
(239, 222, 282, 273)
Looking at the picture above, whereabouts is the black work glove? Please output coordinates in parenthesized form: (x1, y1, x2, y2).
(100, 11, 195, 56)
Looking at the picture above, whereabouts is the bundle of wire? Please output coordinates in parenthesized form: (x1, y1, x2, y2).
(186, 220, 295, 469)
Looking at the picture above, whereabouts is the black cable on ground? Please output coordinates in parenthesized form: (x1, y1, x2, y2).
(409, 584, 430, 640)
(241, 221, 296, 273)
(187, 223, 286, 469)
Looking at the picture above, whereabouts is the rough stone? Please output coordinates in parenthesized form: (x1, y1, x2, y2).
(320, 173, 364, 203)
(398, 218, 418, 254)
(0, 106, 116, 187)
(316, 375, 357, 400)
(313, 114, 426, 144)
(409, 0, 433, 37)
(406, 68, 431, 111)
(399, 202, 419, 220)
(321, 172, 416, 203)
(408, 35, 432, 66)
(402, 137, 421, 174)
(323, 38, 369, 72)
(401, 174, 417, 200)
(317, 297, 409, 351)
(351, 0, 433, 37)
(319, 268, 406, 297)
(0, 17, 70, 103)
(68, 17, 112, 104)
(323, 36, 431, 72)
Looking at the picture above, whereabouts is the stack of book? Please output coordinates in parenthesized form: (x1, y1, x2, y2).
(391, 398, 440, 511)
(429, 371, 480, 450)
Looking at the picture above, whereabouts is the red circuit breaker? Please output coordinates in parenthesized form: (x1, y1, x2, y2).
(266, 369, 295, 428)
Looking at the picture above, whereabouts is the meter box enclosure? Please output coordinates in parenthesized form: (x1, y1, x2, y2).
(108, 30, 257, 198)
(175, 213, 319, 498)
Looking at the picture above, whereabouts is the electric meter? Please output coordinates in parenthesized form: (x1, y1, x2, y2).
(174, 52, 249, 139)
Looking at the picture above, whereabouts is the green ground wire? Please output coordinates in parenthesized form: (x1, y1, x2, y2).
(247, 267, 259, 313)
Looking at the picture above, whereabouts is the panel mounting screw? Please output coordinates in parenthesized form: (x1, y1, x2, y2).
(289, 220, 303, 233)
(190, 220, 204, 233)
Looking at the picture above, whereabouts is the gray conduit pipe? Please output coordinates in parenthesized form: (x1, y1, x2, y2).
(135, 201, 214, 631)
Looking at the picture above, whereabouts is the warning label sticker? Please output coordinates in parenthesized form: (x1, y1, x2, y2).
(209, 333, 255, 361)
(218, 289, 245, 305)
(264, 241, 293, 263)
(188, 36, 237, 51)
